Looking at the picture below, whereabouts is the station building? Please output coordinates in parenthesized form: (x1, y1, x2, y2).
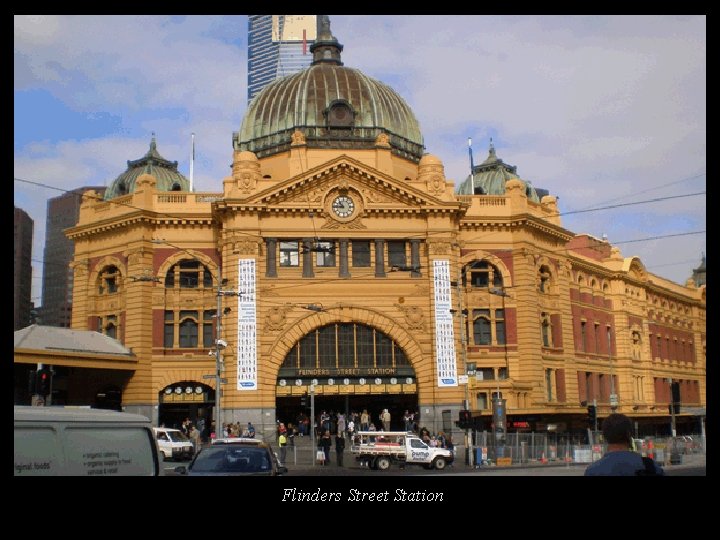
(34, 19, 704, 439)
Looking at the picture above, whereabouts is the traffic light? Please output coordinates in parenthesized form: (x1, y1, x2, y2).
(457, 409, 471, 429)
(587, 405, 597, 428)
(36, 368, 53, 396)
(300, 392, 307, 407)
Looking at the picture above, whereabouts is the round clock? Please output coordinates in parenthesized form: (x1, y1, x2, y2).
(331, 195, 355, 218)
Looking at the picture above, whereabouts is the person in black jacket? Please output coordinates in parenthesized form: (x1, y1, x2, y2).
(335, 432, 346, 467)
(319, 430, 332, 466)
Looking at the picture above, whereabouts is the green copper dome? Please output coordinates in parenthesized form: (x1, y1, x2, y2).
(104, 136, 190, 200)
(456, 141, 540, 203)
(234, 17, 424, 162)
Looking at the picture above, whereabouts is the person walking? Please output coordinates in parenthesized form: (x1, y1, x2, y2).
(585, 413, 664, 476)
(335, 432, 346, 467)
(278, 431, 288, 465)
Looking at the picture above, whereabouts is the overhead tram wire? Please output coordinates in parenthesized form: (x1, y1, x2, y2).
(14, 177, 705, 249)
(13, 176, 263, 243)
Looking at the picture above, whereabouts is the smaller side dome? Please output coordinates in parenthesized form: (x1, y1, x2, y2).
(456, 140, 540, 202)
(104, 136, 190, 200)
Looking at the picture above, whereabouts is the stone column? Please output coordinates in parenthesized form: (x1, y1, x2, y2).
(265, 238, 277, 277)
(302, 238, 314, 278)
(339, 239, 350, 278)
(375, 239, 386, 278)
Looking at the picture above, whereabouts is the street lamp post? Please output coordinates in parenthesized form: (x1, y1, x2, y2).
(489, 286, 510, 459)
(455, 269, 473, 467)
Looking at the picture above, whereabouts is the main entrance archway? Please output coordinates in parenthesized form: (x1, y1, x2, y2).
(276, 322, 418, 431)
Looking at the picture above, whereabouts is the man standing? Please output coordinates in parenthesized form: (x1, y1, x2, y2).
(335, 432, 346, 467)
(381, 409, 391, 431)
(585, 413, 664, 476)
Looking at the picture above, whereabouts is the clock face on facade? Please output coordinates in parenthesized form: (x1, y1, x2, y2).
(332, 195, 355, 218)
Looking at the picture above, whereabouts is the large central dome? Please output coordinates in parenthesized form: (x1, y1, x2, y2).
(234, 16, 424, 162)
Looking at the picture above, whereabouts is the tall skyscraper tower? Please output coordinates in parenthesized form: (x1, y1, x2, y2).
(41, 186, 106, 328)
(14, 206, 34, 330)
(247, 15, 317, 103)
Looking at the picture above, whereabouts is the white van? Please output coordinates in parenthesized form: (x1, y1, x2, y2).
(14, 406, 162, 476)
(153, 427, 195, 461)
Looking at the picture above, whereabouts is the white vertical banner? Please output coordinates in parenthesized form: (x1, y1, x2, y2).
(433, 260, 458, 387)
(237, 259, 257, 391)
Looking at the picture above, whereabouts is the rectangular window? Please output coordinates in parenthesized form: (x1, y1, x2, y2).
(546, 368, 553, 401)
(164, 323, 174, 348)
(498, 367, 508, 380)
(352, 241, 371, 267)
(476, 368, 494, 380)
(542, 318, 551, 347)
(476, 392, 488, 410)
(279, 241, 300, 267)
(315, 242, 336, 267)
(299, 335, 316, 368)
(376, 333, 393, 367)
(495, 309, 505, 345)
(356, 325, 374, 367)
(387, 241, 407, 267)
(586, 372, 593, 401)
(337, 324, 355, 367)
(581, 321, 587, 352)
(594, 323, 601, 353)
(203, 310, 215, 348)
(317, 325, 336, 368)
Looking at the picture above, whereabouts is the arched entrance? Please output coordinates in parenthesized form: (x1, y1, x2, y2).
(158, 381, 215, 438)
(276, 322, 418, 432)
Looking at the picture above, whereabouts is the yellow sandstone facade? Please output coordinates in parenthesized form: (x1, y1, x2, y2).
(63, 19, 704, 439)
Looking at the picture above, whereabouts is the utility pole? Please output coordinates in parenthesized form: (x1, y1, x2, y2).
(310, 384, 316, 467)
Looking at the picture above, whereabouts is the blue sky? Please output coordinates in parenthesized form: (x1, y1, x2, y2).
(14, 15, 706, 305)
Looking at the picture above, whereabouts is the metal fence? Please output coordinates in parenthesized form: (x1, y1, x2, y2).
(460, 431, 705, 466)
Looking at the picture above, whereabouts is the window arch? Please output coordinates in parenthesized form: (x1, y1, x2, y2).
(98, 265, 121, 295)
(164, 259, 214, 289)
(464, 260, 503, 289)
(577, 273, 585, 285)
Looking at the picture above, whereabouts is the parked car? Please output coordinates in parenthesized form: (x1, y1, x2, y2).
(153, 427, 195, 461)
(174, 439, 287, 476)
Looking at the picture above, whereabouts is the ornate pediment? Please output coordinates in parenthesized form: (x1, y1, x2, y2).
(248, 156, 442, 212)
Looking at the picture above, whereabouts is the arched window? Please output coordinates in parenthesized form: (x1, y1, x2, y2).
(98, 265, 121, 295)
(465, 260, 503, 289)
(282, 323, 410, 371)
(117, 181, 127, 196)
(165, 259, 214, 289)
(171, 182, 181, 191)
(179, 314, 198, 348)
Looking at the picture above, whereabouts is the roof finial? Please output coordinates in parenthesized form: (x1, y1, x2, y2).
(311, 15, 344, 66)
(150, 132, 157, 151)
(489, 137, 495, 156)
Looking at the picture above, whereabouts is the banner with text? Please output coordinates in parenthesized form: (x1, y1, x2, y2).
(433, 260, 457, 387)
(237, 259, 257, 391)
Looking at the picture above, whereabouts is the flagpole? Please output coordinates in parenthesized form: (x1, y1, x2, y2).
(190, 132, 195, 192)
(468, 137, 474, 190)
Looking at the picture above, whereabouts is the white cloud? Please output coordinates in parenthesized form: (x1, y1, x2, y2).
(14, 15, 706, 299)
